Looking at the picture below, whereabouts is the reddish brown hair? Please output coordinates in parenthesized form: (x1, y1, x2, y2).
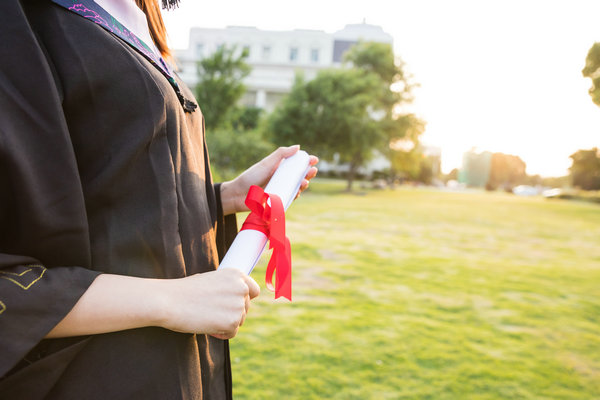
(135, 0, 171, 59)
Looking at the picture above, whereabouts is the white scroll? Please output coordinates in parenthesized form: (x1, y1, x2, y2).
(218, 150, 311, 275)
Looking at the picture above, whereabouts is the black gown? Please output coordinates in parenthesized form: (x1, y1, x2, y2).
(0, 0, 237, 398)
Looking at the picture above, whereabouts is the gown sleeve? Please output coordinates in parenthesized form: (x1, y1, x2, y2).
(0, 0, 101, 377)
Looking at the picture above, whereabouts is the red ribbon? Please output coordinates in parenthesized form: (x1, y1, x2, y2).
(241, 185, 292, 301)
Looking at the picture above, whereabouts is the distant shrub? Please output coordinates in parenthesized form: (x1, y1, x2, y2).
(546, 189, 600, 204)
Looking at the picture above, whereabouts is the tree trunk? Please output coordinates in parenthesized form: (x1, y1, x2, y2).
(389, 165, 397, 188)
(346, 162, 357, 192)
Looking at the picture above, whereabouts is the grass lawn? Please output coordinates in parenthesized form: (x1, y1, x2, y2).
(230, 179, 600, 399)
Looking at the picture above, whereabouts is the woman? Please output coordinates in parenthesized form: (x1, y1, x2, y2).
(0, 0, 317, 398)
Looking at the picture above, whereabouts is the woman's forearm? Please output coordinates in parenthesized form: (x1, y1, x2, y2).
(46, 269, 260, 339)
(45, 274, 167, 338)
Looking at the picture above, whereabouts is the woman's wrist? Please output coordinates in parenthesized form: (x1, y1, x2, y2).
(219, 179, 244, 215)
(147, 278, 173, 329)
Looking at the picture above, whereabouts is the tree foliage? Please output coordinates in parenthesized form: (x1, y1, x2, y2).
(195, 46, 275, 179)
(344, 41, 414, 107)
(206, 128, 274, 181)
(582, 43, 600, 107)
(268, 69, 383, 190)
(390, 149, 435, 184)
(486, 153, 527, 191)
(387, 114, 426, 179)
(231, 106, 263, 131)
(570, 148, 600, 190)
(268, 42, 422, 190)
(195, 46, 251, 130)
(344, 42, 425, 181)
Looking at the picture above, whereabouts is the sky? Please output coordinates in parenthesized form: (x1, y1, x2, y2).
(162, 0, 600, 177)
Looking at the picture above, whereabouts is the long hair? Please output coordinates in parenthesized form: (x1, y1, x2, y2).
(135, 0, 172, 59)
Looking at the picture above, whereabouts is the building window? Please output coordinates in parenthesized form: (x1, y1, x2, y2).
(310, 48, 319, 63)
(195, 43, 204, 58)
(333, 40, 357, 63)
(262, 45, 271, 61)
(289, 47, 299, 62)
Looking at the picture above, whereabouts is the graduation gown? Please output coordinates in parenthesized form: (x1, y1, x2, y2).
(0, 0, 237, 398)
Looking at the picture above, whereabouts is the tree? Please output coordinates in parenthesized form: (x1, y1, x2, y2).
(231, 106, 263, 131)
(486, 152, 527, 191)
(389, 148, 421, 181)
(195, 46, 251, 130)
(582, 43, 600, 107)
(195, 46, 276, 179)
(268, 42, 421, 191)
(268, 70, 383, 191)
(387, 114, 426, 180)
(344, 42, 424, 181)
(570, 148, 600, 190)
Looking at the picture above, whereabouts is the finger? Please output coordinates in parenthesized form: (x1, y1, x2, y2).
(218, 269, 252, 299)
(305, 167, 318, 181)
(295, 180, 309, 200)
(229, 326, 239, 339)
(211, 332, 232, 340)
(299, 179, 309, 193)
(239, 307, 247, 327)
(215, 326, 238, 340)
(243, 275, 261, 299)
(244, 294, 251, 314)
(308, 155, 319, 166)
(218, 266, 243, 277)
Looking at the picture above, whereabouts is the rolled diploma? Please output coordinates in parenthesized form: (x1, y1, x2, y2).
(218, 150, 311, 275)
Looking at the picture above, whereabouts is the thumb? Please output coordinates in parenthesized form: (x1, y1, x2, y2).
(243, 275, 261, 299)
(275, 145, 300, 160)
(261, 145, 300, 171)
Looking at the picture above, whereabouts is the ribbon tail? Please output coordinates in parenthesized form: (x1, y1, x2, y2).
(265, 253, 277, 293)
(265, 243, 292, 301)
(266, 192, 292, 301)
(274, 237, 292, 301)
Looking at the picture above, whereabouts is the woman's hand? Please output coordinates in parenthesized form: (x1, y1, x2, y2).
(160, 268, 260, 340)
(220, 145, 319, 215)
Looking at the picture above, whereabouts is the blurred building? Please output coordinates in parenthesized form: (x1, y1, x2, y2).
(174, 23, 393, 112)
(458, 149, 492, 187)
(423, 145, 442, 178)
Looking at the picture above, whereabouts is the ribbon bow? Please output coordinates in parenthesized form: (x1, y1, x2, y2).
(241, 185, 292, 300)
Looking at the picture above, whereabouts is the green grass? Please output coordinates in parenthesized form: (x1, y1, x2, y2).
(230, 179, 600, 399)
